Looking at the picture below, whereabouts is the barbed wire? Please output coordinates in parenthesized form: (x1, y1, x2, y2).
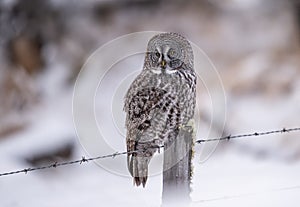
(196, 127, 300, 143)
(0, 127, 300, 177)
(0, 151, 130, 177)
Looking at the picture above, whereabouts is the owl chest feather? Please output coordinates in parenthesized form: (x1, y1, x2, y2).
(125, 69, 196, 144)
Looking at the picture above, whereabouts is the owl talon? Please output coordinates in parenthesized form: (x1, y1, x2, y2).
(178, 124, 184, 130)
(179, 119, 195, 135)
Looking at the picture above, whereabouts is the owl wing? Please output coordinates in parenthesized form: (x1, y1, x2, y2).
(124, 86, 169, 187)
(124, 86, 166, 145)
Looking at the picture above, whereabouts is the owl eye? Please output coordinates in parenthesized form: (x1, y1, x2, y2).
(167, 49, 176, 59)
(155, 50, 160, 57)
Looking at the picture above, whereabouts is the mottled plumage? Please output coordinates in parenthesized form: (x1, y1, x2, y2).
(124, 32, 196, 187)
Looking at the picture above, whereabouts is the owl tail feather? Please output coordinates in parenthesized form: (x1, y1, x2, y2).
(128, 155, 150, 187)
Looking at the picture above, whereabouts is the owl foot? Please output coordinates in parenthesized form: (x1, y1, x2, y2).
(180, 119, 195, 134)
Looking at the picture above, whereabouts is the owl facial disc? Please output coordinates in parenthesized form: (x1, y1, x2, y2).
(156, 45, 180, 74)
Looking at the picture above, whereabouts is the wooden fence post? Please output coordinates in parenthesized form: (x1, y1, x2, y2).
(162, 121, 194, 206)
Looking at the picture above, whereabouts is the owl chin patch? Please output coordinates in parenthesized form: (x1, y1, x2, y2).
(150, 69, 162, 74)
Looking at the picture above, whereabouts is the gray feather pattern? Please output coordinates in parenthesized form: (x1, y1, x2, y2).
(124, 32, 196, 187)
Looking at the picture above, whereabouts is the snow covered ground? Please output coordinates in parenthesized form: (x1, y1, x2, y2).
(1, 121, 300, 207)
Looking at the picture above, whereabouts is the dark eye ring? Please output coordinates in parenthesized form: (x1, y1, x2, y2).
(155, 51, 160, 57)
(168, 49, 176, 58)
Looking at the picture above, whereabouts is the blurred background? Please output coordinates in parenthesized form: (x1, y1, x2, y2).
(0, 0, 300, 206)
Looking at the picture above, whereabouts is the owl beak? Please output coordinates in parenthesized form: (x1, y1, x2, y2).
(160, 59, 166, 68)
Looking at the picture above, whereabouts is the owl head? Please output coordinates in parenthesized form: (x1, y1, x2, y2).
(144, 32, 194, 74)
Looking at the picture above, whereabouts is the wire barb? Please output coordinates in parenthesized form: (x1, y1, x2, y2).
(52, 162, 58, 168)
(80, 156, 88, 164)
(0, 127, 299, 178)
(112, 152, 119, 158)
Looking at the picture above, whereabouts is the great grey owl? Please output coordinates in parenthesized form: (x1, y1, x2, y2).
(124, 32, 196, 187)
